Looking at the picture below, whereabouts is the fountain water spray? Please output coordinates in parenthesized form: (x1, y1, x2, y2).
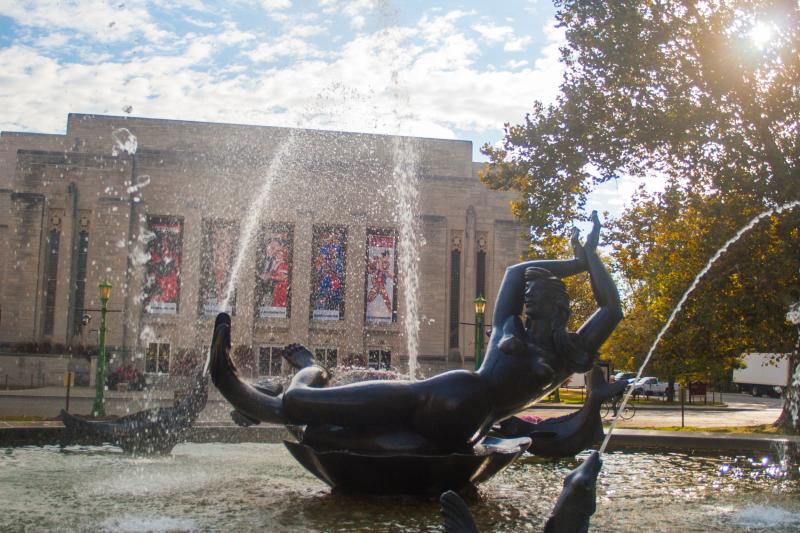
(391, 137, 422, 379)
(201, 133, 296, 375)
(600, 200, 800, 453)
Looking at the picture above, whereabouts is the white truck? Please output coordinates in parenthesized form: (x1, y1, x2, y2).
(732, 352, 789, 398)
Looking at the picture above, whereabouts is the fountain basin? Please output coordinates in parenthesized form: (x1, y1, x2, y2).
(2, 443, 799, 532)
(284, 436, 531, 495)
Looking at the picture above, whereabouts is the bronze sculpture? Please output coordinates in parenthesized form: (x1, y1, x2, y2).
(210, 211, 621, 492)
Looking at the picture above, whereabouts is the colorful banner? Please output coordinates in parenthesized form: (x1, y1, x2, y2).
(311, 226, 347, 320)
(365, 230, 397, 323)
(143, 217, 182, 315)
(255, 225, 293, 319)
(199, 219, 238, 316)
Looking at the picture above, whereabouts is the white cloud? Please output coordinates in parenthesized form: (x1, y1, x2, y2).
(472, 23, 514, 44)
(260, 0, 292, 11)
(288, 24, 327, 38)
(504, 35, 534, 52)
(0, 0, 171, 43)
(351, 15, 366, 29)
(34, 32, 71, 49)
(246, 36, 326, 63)
(0, 8, 566, 157)
(506, 59, 529, 69)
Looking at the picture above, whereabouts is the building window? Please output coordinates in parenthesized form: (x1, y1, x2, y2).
(73, 230, 89, 335)
(259, 346, 284, 376)
(476, 249, 486, 300)
(146, 342, 170, 373)
(43, 228, 60, 335)
(368, 349, 391, 370)
(314, 348, 338, 368)
(449, 249, 461, 348)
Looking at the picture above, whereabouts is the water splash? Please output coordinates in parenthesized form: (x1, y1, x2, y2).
(220, 133, 296, 312)
(600, 200, 800, 453)
(729, 504, 800, 528)
(112, 128, 138, 156)
(126, 174, 151, 194)
(392, 137, 422, 380)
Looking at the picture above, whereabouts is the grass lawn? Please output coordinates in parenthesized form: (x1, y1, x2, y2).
(549, 388, 725, 407)
(622, 424, 783, 434)
(0, 415, 47, 422)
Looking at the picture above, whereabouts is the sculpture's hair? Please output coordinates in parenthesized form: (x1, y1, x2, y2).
(524, 267, 592, 370)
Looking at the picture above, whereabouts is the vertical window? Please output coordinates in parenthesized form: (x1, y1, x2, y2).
(146, 342, 171, 374)
(449, 249, 461, 349)
(43, 228, 60, 335)
(258, 346, 284, 376)
(368, 349, 391, 370)
(476, 249, 486, 299)
(314, 348, 338, 368)
(73, 230, 89, 335)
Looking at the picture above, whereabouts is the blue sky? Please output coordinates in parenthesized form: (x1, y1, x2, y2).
(0, 1, 563, 159)
(0, 0, 659, 216)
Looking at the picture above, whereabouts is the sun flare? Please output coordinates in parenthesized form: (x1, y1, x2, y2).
(749, 21, 774, 49)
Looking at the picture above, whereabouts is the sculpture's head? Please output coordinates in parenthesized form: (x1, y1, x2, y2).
(524, 267, 570, 324)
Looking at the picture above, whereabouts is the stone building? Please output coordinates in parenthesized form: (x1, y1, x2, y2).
(0, 114, 527, 384)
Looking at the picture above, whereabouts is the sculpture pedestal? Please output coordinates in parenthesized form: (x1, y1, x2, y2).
(284, 436, 531, 495)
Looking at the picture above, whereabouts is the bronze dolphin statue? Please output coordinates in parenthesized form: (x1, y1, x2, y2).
(58, 367, 208, 454)
(440, 451, 603, 533)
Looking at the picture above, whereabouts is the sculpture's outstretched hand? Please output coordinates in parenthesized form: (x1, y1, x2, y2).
(583, 210, 601, 254)
(570, 227, 585, 264)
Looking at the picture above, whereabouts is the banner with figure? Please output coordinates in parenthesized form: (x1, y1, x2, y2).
(143, 216, 183, 315)
(255, 224, 293, 319)
(199, 219, 238, 316)
(311, 226, 347, 321)
(365, 230, 397, 324)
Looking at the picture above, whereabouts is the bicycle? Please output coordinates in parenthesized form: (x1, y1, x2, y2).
(600, 397, 636, 420)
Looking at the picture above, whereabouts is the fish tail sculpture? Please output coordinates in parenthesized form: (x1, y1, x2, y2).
(496, 365, 628, 457)
(440, 490, 480, 533)
(209, 312, 285, 424)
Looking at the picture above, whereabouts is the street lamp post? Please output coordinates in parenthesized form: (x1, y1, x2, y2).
(91, 281, 112, 417)
(474, 296, 486, 370)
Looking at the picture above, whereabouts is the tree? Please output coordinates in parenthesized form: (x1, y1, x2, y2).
(482, 0, 800, 430)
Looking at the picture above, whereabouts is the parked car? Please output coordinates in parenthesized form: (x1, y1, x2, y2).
(613, 372, 637, 384)
(634, 377, 676, 397)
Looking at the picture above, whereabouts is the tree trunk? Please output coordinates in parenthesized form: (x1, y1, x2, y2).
(666, 376, 676, 403)
(774, 344, 800, 435)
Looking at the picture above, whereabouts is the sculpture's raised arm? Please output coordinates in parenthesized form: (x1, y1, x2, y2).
(492, 228, 587, 328)
(575, 211, 623, 353)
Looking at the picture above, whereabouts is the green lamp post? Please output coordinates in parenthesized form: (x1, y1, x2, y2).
(91, 281, 112, 417)
(474, 296, 486, 370)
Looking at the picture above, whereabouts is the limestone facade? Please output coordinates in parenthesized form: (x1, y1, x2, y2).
(0, 114, 527, 379)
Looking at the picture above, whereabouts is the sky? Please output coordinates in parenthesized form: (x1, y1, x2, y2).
(0, 0, 648, 217)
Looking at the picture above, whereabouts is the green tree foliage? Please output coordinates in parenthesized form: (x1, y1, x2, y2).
(481, 1, 800, 427)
